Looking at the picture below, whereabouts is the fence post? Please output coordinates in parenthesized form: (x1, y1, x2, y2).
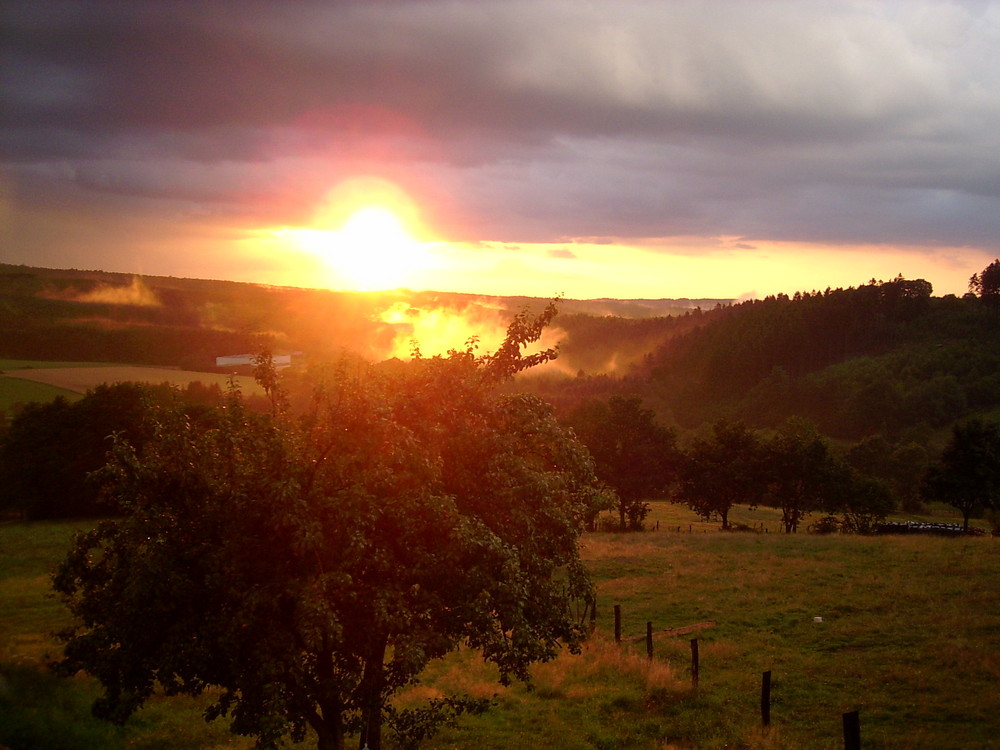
(646, 622, 654, 660)
(690, 638, 699, 688)
(589, 595, 597, 632)
(614, 605, 622, 644)
(761, 670, 772, 727)
(843, 710, 860, 750)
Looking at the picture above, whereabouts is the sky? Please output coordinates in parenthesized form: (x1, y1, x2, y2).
(3, 0, 1000, 301)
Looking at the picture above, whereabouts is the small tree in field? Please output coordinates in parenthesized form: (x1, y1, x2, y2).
(922, 419, 1000, 532)
(568, 396, 676, 531)
(53, 304, 603, 750)
(677, 420, 766, 530)
(763, 421, 840, 533)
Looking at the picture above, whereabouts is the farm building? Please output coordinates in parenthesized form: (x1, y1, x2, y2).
(215, 353, 292, 369)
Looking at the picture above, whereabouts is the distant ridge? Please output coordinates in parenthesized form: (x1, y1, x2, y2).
(0, 264, 720, 375)
(0, 263, 730, 318)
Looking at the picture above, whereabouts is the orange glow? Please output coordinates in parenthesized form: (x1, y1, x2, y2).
(375, 300, 566, 366)
(276, 176, 438, 291)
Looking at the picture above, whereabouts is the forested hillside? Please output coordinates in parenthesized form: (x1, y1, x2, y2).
(641, 276, 1000, 441)
(3, 264, 1000, 528)
(3, 263, 999, 445)
(514, 273, 1000, 444)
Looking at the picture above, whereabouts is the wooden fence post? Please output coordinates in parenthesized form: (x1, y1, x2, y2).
(614, 605, 622, 644)
(761, 670, 772, 727)
(646, 622, 654, 660)
(843, 710, 861, 750)
(589, 595, 597, 632)
(690, 638, 699, 688)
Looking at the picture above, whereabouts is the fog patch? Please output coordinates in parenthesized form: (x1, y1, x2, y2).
(47, 276, 160, 307)
(375, 299, 566, 368)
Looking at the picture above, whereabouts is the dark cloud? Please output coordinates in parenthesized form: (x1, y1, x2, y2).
(3, 0, 1000, 258)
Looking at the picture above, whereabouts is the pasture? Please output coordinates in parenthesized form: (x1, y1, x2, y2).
(0, 359, 264, 413)
(1, 504, 998, 749)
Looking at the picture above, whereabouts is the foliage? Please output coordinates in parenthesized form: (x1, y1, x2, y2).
(968, 258, 1000, 301)
(0, 383, 175, 519)
(567, 396, 676, 531)
(837, 474, 895, 534)
(676, 420, 767, 530)
(922, 419, 1000, 532)
(633, 276, 1000, 439)
(52, 306, 602, 750)
(7, 510, 1000, 750)
(760, 420, 847, 533)
(846, 435, 928, 512)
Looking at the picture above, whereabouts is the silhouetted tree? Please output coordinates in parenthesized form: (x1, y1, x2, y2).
(0, 383, 167, 519)
(968, 258, 1000, 303)
(568, 396, 676, 531)
(846, 435, 930, 512)
(677, 420, 766, 530)
(762, 420, 842, 533)
(836, 473, 895, 534)
(922, 419, 1000, 532)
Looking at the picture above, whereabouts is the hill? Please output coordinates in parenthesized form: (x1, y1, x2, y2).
(0, 264, 724, 377)
(3, 264, 1000, 447)
(522, 275, 1000, 447)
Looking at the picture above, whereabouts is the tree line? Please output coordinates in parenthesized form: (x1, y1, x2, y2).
(564, 393, 999, 535)
(7, 377, 993, 535)
(529, 264, 1000, 445)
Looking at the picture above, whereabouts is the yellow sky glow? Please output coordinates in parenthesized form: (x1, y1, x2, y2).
(250, 230, 990, 301)
(245, 179, 993, 301)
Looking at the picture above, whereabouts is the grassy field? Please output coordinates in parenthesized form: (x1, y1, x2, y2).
(0, 359, 264, 414)
(2, 505, 998, 749)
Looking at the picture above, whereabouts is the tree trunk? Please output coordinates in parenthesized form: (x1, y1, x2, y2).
(358, 634, 388, 750)
(312, 650, 346, 750)
(316, 725, 344, 750)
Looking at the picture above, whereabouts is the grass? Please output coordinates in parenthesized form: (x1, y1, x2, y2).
(0, 360, 124, 370)
(2, 507, 999, 749)
(0, 378, 82, 415)
(0, 360, 120, 414)
(0, 359, 264, 414)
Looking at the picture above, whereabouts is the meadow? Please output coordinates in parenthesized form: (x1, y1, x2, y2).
(2, 504, 998, 750)
(0, 359, 264, 413)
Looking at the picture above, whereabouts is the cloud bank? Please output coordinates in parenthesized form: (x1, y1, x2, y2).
(3, 0, 999, 295)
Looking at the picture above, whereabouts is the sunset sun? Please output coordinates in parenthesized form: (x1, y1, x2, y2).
(280, 178, 438, 291)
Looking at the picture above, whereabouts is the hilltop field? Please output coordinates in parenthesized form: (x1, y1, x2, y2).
(3, 502, 998, 750)
(0, 359, 264, 414)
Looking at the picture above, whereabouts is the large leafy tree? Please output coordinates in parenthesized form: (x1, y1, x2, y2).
(922, 419, 1000, 532)
(52, 305, 602, 750)
(845, 435, 928, 512)
(567, 396, 676, 531)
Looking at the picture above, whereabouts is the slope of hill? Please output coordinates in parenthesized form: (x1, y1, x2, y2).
(0, 264, 723, 376)
(624, 278, 1000, 441)
(4, 265, 998, 446)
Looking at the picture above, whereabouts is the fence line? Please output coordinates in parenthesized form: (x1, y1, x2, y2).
(602, 600, 864, 749)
